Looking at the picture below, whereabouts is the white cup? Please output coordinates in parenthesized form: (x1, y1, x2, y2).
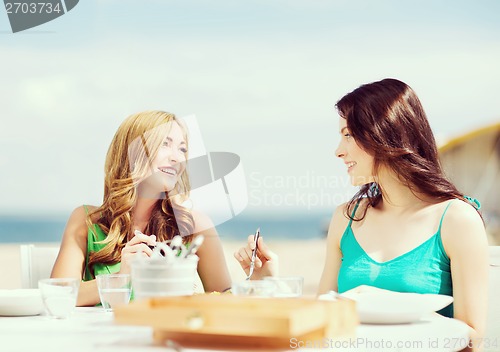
(38, 278, 79, 319)
(131, 255, 199, 299)
(96, 274, 132, 311)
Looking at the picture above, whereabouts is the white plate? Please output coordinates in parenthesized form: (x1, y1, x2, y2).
(0, 289, 44, 316)
(340, 291, 453, 324)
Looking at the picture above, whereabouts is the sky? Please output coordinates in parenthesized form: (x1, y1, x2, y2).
(0, 0, 499, 216)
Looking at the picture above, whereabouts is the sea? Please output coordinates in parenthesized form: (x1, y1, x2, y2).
(0, 212, 331, 244)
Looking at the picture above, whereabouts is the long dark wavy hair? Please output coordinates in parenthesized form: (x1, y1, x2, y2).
(336, 78, 477, 221)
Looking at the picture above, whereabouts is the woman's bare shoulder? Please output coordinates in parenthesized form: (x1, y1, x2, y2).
(440, 199, 487, 252)
(64, 205, 96, 240)
(442, 199, 484, 229)
(332, 198, 368, 222)
(328, 202, 352, 243)
(331, 202, 349, 223)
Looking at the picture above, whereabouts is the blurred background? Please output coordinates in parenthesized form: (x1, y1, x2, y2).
(0, 0, 499, 244)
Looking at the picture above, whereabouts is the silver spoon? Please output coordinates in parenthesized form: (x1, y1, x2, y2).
(170, 235, 184, 256)
(184, 235, 204, 258)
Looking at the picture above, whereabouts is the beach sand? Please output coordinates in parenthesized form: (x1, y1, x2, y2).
(0, 239, 327, 295)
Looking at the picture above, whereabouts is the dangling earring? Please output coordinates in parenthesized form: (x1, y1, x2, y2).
(368, 182, 379, 197)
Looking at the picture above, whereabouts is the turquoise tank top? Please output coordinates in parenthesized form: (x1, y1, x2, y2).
(338, 200, 454, 317)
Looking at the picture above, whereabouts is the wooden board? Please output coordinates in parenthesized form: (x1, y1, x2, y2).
(114, 295, 358, 349)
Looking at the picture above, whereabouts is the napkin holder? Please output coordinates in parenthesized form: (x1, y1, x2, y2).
(113, 294, 358, 349)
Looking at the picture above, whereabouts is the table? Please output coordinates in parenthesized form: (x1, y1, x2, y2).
(0, 308, 470, 352)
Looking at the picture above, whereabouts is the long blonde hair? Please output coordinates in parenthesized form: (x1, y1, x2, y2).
(87, 111, 194, 270)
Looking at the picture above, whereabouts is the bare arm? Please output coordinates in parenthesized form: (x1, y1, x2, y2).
(192, 211, 232, 292)
(317, 204, 349, 296)
(51, 206, 155, 306)
(50, 206, 101, 306)
(441, 200, 489, 349)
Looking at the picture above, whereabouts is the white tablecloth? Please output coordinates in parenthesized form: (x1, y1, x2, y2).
(0, 308, 471, 352)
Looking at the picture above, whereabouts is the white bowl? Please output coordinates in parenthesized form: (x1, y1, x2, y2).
(131, 256, 199, 298)
(0, 289, 44, 316)
(341, 291, 454, 324)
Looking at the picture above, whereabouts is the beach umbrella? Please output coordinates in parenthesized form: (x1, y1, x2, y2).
(439, 122, 500, 245)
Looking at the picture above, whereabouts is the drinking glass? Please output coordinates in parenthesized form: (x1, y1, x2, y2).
(96, 274, 132, 312)
(264, 276, 304, 297)
(38, 278, 80, 319)
(231, 280, 276, 297)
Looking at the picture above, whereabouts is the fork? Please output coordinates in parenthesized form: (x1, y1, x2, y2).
(246, 228, 260, 280)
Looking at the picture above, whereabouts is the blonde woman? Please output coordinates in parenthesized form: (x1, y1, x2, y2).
(52, 111, 231, 306)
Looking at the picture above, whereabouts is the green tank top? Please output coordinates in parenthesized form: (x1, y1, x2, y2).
(83, 205, 121, 281)
(338, 200, 454, 317)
